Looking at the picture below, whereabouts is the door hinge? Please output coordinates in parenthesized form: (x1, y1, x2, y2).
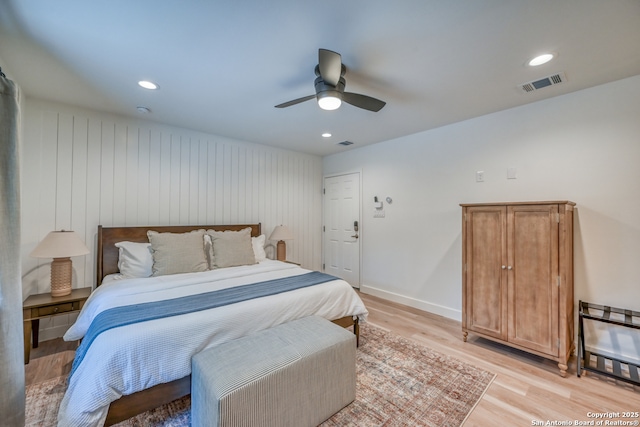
(557, 338, 560, 348)
(323, 188, 325, 194)
(557, 276, 561, 287)
(556, 213, 560, 223)
(323, 225, 325, 232)
(322, 263, 325, 270)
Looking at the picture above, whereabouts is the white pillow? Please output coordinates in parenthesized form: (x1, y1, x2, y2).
(252, 234, 267, 262)
(114, 241, 153, 278)
(204, 234, 214, 268)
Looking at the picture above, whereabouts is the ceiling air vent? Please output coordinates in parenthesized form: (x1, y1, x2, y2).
(337, 141, 354, 146)
(519, 72, 566, 93)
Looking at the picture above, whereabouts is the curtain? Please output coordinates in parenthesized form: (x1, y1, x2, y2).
(0, 72, 24, 425)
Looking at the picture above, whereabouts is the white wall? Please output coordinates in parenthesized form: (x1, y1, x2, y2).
(21, 98, 323, 340)
(324, 75, 640, 361)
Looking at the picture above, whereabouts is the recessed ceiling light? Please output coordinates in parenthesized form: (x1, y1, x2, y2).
(138, 80, 159, 90)
(322, 133, 332, 138)
(528, 53, 555, 67)
(136, 106, 151, 113)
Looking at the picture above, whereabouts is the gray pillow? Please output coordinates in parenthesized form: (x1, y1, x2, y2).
(206, 227, 256, 268)
(147, 229, 208, 276)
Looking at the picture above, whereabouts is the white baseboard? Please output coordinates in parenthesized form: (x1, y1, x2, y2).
(360, 284, 461, 322)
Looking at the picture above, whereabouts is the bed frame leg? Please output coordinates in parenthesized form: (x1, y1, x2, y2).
(354, 318, 360, 347)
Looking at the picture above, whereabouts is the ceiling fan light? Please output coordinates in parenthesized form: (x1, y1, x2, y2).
(318, 95, 342, 110)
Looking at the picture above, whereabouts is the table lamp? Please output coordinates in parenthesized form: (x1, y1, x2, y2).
(30, 230, 90, 297)
(269, 225, 293, 261)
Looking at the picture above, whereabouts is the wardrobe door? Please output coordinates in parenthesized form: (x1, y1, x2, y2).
(507, 204, 559, 356)
(464, 205, 508, 341)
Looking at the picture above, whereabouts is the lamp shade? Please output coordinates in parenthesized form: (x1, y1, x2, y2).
(269, 225, 293, 241)
(30, 230, 90, 258)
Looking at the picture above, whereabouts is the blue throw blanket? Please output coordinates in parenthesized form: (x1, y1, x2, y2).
(70, 271, 340, 378)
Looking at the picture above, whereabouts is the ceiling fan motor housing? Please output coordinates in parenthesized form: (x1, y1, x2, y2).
(314, 76, 345, 102)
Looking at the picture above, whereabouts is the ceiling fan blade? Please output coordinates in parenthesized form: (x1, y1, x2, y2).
(274, 94, 315, 108)
(318, 49, 342, 86)
(342, 92, 386, 112)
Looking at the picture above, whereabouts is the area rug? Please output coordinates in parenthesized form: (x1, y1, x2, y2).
(26, 323, 495, 426)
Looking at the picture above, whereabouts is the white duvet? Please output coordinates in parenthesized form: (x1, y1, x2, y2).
(58, 260, 368, 427)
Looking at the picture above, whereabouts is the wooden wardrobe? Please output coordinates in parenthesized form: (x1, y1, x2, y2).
(460, 201, 575, 376)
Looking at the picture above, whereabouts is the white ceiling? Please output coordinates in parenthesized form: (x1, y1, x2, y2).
(1, 1, 640, 157)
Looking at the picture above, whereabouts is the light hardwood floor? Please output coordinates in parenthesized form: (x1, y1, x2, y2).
(26, 292, 639, 426)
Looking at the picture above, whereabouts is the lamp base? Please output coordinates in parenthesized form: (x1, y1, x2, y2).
(51, 257, 72, 297)
(276, 240, 286, 262)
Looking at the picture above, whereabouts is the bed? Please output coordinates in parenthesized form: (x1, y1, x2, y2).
(58, 223, 368, 427)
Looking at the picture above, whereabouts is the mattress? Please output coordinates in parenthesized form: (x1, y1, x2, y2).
(58, 260, 368, 427)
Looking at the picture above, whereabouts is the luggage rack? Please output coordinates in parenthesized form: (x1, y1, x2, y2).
(577, 301, 640, 386)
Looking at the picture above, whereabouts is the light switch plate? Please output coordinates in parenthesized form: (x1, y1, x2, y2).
(507, 167, 517, 179)
(476, 171, 485, 182)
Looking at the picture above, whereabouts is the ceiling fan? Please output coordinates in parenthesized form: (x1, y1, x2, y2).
(275, 49, 386, 112)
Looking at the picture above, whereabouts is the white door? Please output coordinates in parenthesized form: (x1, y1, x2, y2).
(323, 172, 360, 288)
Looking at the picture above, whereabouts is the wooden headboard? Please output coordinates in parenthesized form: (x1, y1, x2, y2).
(96, 223, 262, 286)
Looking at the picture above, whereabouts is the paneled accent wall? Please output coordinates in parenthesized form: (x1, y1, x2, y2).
(21, 99, 322, 339)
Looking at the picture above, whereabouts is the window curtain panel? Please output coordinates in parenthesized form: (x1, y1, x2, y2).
(0, 73, 24, 426)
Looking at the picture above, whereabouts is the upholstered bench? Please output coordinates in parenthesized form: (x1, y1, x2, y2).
(191, 315, 357, 427)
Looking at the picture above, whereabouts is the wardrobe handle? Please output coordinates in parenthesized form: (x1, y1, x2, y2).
(507, 266, 513, 270)
(501, 265, 506, 270)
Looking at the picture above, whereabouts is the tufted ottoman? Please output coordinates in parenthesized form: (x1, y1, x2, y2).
(191, 315, 357, 427)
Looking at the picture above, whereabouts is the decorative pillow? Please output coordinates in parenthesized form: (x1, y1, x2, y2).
(252, 234, 267, 262)
(114, 241, 153, 278)
(206, 227, 256, 268)
(147, 229, 208, 276)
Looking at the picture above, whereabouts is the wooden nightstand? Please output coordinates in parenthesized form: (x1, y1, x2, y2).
(23, 287, 91, 364)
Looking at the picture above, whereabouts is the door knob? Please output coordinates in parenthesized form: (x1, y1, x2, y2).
(351, 234, 359, 239)
(507, 266, 513, 270)
(501, 265, 506, 269)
